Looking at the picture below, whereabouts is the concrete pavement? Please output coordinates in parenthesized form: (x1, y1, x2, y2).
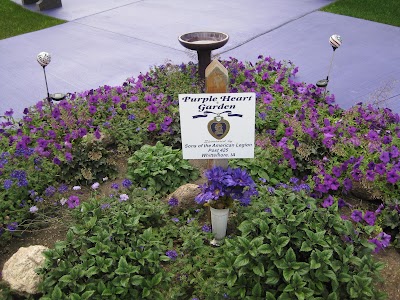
(1, 0, 399, 118)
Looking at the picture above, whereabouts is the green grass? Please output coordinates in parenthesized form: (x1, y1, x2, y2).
(321, 0, 400, 27)
(0, 0, 66, 40)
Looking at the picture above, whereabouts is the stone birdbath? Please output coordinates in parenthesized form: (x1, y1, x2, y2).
(178, 31, 229, 81)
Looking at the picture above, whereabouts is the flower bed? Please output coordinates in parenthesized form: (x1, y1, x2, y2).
(1, 55, 400, 298)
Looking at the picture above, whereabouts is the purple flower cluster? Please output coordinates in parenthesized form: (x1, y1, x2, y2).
(201, 224, 211, 232)
(195, 166, 258, 207)
(122, 179, 132, 188)
(10, 169, 28, 187)
(168, 197, 179, 207)
(369, 232, 391, 253)
(165, 250, 178, 261)
(350, 209, 377, 226)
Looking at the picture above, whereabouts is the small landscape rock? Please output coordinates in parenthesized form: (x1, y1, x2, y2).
(2, 245, 49, 295)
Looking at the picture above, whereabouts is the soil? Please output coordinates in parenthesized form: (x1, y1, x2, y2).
(1, 158, 400, 299)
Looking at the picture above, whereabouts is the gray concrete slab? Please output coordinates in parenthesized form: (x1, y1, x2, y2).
(12, 0, 143, 21)
(1, 0, 335, 118)
(221, 11, 400, 111)
(0, 22, 189, 118)
(2, 0, 399, 119)
(74, 0, 334, 51)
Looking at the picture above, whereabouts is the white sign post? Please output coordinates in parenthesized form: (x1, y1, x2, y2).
(179, 92, 256, 160)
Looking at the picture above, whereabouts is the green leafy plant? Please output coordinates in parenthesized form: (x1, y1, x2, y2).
(38, 189, 173, 299)
(127, 141, 199, 195)
(210, 189, 386, 300)
(229, 146, 293, 185)
(106, 113, 146, 155)
(60, 132, 118, 184)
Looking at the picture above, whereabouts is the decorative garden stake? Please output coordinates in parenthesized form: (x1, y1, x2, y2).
(316, 34, 342, 96)
(37, 52, 52, 105)
(36, 51, 65, 107)
(178, 32, 229, 86)
(205, 60, 229, 169)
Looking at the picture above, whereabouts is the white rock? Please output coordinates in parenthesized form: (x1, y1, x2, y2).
(2, 245, 49, 295)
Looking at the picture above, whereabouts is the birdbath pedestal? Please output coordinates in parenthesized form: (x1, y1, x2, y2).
(178, 32, 229, 81)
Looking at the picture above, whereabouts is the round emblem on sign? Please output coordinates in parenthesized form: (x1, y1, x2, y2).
(208, 116, 230, 140)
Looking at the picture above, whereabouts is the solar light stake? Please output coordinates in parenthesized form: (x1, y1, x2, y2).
(37, 52, 52, 106)
(316, 34, 342, 97)
(42, 66, 51, 103)
(326, 48, 337, 82)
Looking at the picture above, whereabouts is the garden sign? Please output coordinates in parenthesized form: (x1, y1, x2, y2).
(179, 92, 256, 159)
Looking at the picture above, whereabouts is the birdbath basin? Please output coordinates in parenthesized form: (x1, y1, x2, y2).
(178, 32, 229, 80)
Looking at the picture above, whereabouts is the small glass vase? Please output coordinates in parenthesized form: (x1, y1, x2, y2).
(210, 206, 230, 240)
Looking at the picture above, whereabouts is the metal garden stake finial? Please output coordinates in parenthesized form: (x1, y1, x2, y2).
(316, 34, 343, 96)
(37, 51, 52, 105)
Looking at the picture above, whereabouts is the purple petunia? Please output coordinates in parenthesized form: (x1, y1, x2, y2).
(147, 105, 158, 114)
(67, 195, 80, 209)
(332, 166, 342, 178)
(342, 178, 352, 191)
(363, 211, 376, 226)
(379, 151, 390, 164)
(148, 123, 157, 132)
(65, 152, 73, 162)
(285, 127, 294, 137)
(391, 145, 399, 158)
(375, 204, 385, 214)
(53, 157, 61, 165)
(89, 105, 97, 114)
(375, 163, 386, 175)
(321, 195, 334, 208)
(351, 210, 363, 223)
(365, 170, 375, 181)
(387, 169, 400, 184)
(338, 199, 347, 208)
(369, 232, 391, 253)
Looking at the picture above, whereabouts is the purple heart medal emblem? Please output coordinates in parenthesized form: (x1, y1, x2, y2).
(208, 115, 230, 140)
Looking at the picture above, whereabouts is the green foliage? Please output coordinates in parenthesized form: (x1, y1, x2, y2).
(106, 113, 146, 155)
(60, 132, 118, 184)
(38, 189, 173, 299)
(0, 0, 66, 40)
(321, 0, 400, 27)
(376, 201, 400, 249)
(229, 146, 293, 185)
(0, 152, 59, 245)
(127, 141, 199, 195)
(208, 190, 386, 300)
